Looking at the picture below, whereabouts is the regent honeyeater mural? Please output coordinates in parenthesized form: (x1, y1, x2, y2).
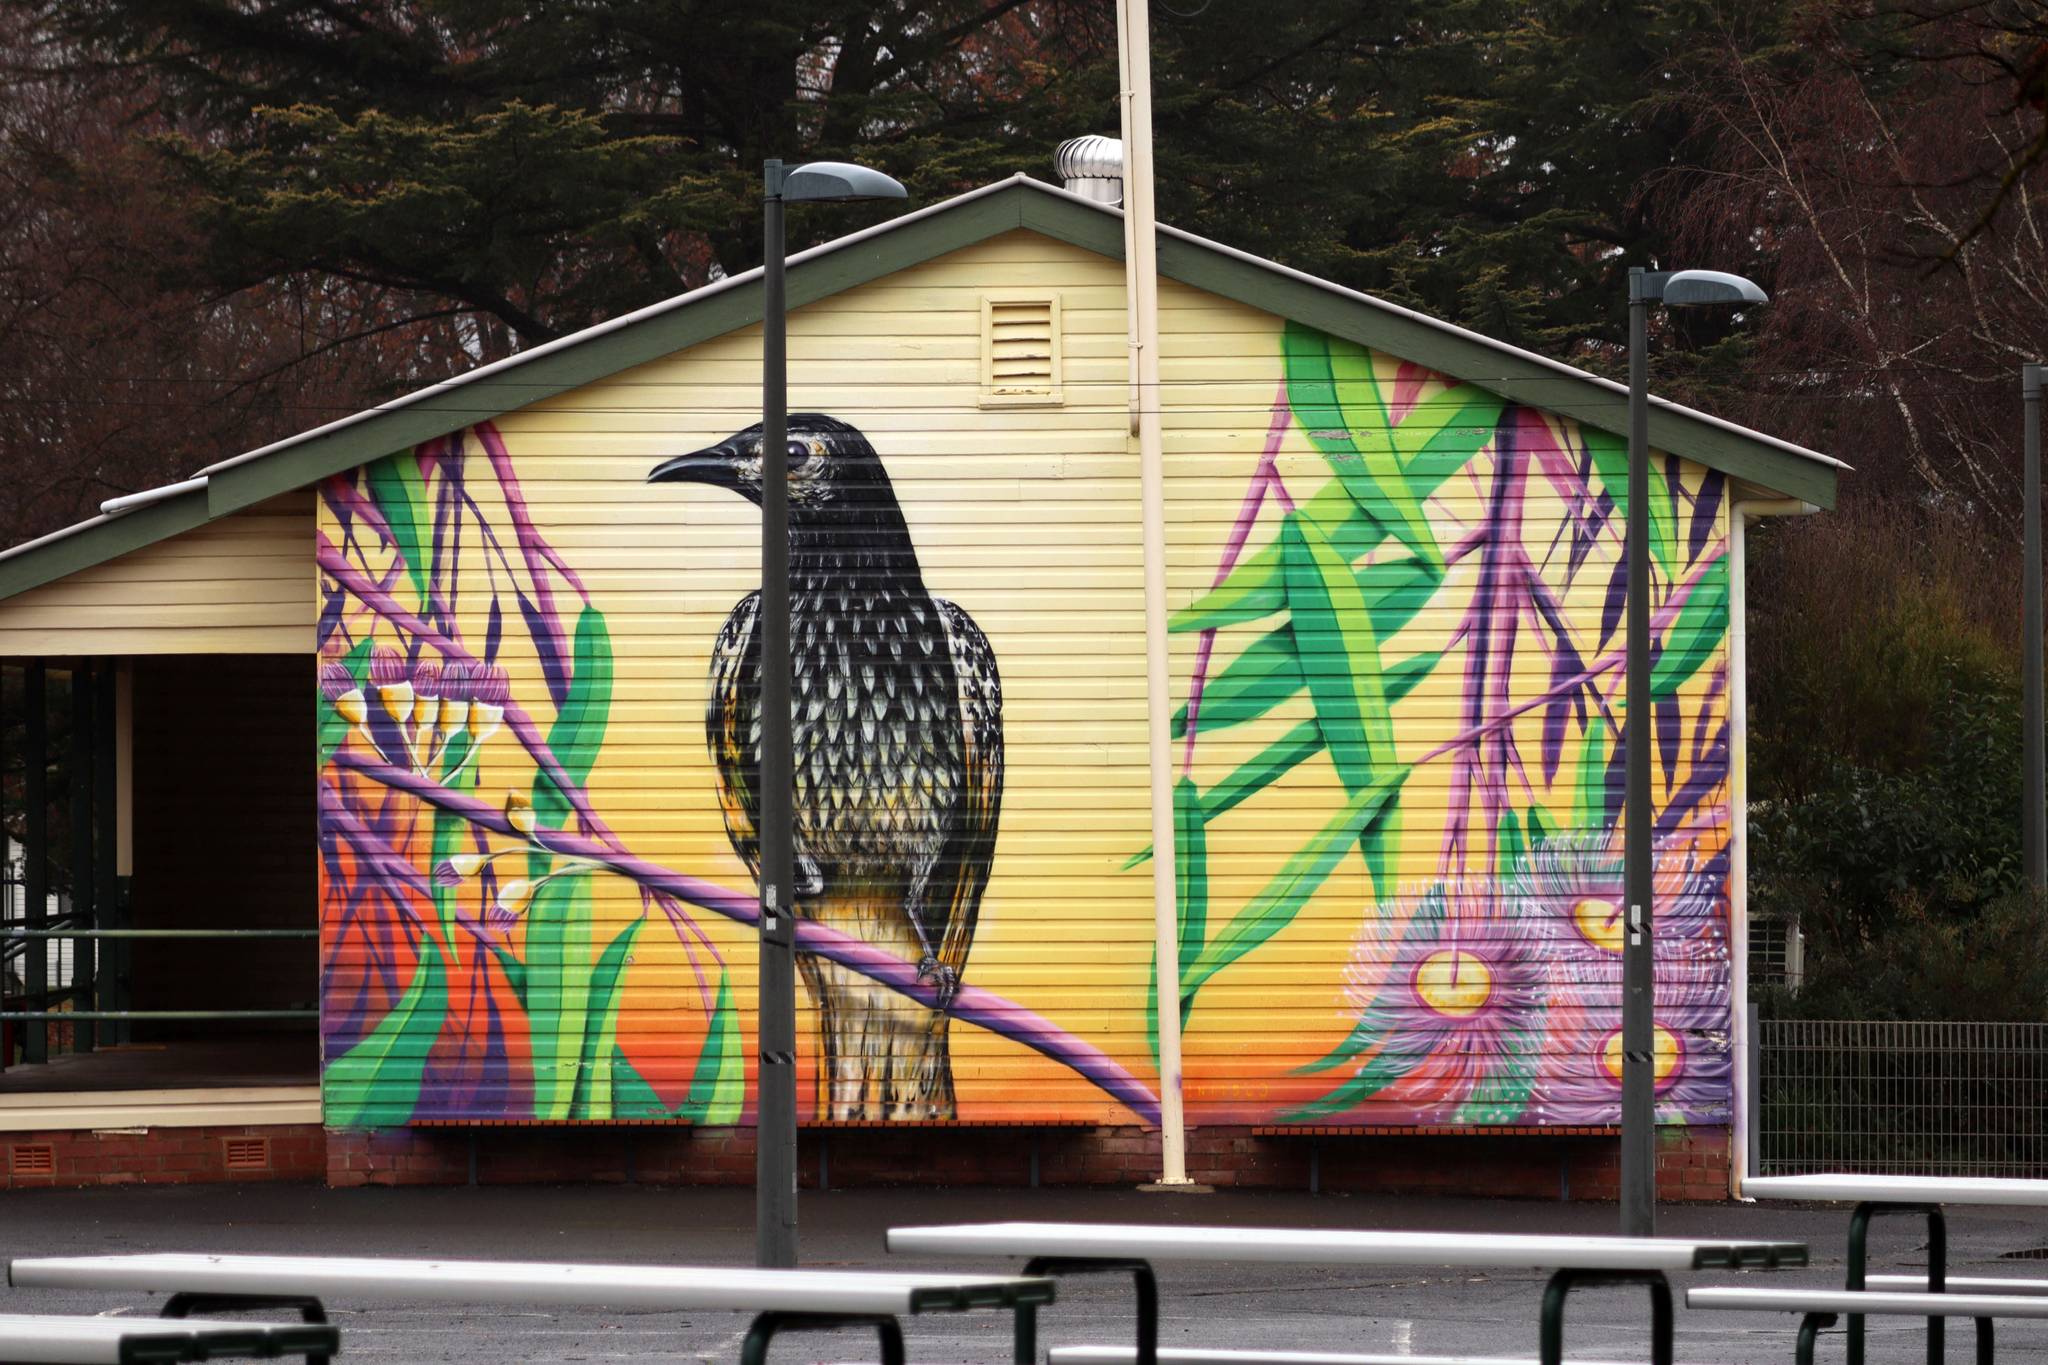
(315, 313, 1730, 1131)
(649, 416, 1004, 1120)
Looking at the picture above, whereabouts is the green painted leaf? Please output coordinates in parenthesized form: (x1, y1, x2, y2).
(569, 917, 645, 1120)
(324, 937, 447, 1128)
(1174, 776, 1207, 992)
(1573, 718, 1613, 833)
(1131, 652, 1439, 870)
(1144, 780, 1208, 1065)
(610, 1044, 668, 1119)
(1651, 567, 1728, 697)
(1497, 808, 1525, 880)
(316, 637, 373, 767)
(1289, 1038, 1434, 1117)
(531, 606, 614, 843)
(678, 969, 743, 1125)
(525, 606, 614, 1121)
(1284, 512, 1401, 896)
(1174, 629, 1302, 739)
(1403, 391, 1510, 483)
(527, 873, 594, 1120)
(1172, 545, 1287, 633)
(364, 455, 429, 612)
(1325, 344, 1443, 571)
(430, 731, 477, 948)
(1181, 770, 1406, 999)
(1202, 720, 1325, 825)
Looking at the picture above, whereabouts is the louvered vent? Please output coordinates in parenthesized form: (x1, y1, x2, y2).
(223, 1137, 270, 1171)
(981, 295, 1062, 406)
(10, 1144, 54, 1175)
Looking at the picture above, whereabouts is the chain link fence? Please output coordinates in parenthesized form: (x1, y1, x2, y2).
(1756, 1018, 2048, 1177)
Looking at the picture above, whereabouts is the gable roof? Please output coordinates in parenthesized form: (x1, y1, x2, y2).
(0, 174, 1840, 602)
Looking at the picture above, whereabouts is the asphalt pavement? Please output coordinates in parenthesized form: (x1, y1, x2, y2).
(4, 1182, 2047, 1363)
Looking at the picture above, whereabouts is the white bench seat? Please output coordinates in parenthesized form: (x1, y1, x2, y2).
(1047, 1349, 1640, 1365)
(6, 1254, 1047, 1316)
(1866, 1276, 2048, 1295)
(0, 1312, 337, 1364)
(1689, 1287, 2048, 1318)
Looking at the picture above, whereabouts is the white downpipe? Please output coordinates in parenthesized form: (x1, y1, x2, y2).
(1119, 0, 1191, 1185)
(1727, 496, 1819, 1198)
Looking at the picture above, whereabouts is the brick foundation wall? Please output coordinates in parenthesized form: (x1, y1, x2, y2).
(323, 1124, 1733, 1201)
(0, 1120, 1731, 1196)
(0, 1124, 325, 1189)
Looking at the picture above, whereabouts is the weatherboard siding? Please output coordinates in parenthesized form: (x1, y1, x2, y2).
(0, 493, 314, 655)
(316, 228, 1732, 1132)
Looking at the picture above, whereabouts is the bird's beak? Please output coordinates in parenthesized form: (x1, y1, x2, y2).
(648, 441, 744, 489)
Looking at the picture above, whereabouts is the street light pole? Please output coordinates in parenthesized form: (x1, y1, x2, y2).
(2027, 363, 2045, 892)
(757, 157, 798, 1269)
(1621, 267, 1657, 1237)
(1619, 266, 1767, 1238)
(752, 158, 906, 1270)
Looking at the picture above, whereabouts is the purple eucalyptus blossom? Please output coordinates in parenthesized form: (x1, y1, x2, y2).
(1339, 884, 1547, 1123)
(1528, 933, 1732, 1126)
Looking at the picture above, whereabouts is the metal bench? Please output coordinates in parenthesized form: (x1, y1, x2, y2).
(1688, 1285, 2048, 1365)
(1740, 1173, 2048, 1365)
(888, 1221, 1806, 1365)
(1867, 1276, 2048, 1295)
(7, 1254, 1052, 1364)
(0, 1312, 338, 1364)
(1047, 1350, 1639, 1365)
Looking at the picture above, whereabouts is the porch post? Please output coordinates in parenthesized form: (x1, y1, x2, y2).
(0, 663, 10, 1073)
(69, 660, 96, 1055)
(94, 664, 124, 1044)
(22, 660, 46, 1065)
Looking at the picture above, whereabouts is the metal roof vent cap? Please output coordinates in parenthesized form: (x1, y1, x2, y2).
(1055, 135, 1123, 206)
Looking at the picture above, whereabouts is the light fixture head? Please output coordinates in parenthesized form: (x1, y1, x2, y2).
(779, 161, 908, 203)
(1658, 269, 1768, 307)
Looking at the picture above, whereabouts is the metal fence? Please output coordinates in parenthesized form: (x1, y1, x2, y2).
(1755, 1018, 2048, 1177)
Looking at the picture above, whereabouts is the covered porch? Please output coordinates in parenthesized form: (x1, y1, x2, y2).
(0, 653, 319, 1131)
(0, 490, 323, 1142)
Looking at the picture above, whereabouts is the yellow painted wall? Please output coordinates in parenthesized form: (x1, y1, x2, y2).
(316, 229, 1734, 1129)
(0, 493, 314, 655)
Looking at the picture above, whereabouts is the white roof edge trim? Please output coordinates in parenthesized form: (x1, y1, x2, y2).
(197, 173, 1038, 479)
(100, 476, 209, 517)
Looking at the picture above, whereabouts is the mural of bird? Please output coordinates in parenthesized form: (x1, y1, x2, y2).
(649, 416, 1003, 1120)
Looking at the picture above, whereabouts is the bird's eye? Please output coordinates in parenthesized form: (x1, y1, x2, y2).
(786, 439, 811, 465)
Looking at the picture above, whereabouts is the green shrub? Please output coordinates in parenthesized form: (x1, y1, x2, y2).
(1748, 497, 2037, 1020)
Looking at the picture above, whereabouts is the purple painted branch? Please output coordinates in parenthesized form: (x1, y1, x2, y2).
(318, 779, 502, 961)
(332, 749, 1163, 1124)
(1183, 386, 1297, 774)
(476, 423, 592, 602)
(317, 535, 633, 859)
(1413, 549, 1728, 769)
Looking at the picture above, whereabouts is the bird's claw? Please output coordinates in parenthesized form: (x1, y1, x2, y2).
(915, 955, 961, 1011)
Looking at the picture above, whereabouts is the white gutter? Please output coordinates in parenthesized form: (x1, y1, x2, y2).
(1727, 495, 1820, 1200)
(99, 476, 208, 517)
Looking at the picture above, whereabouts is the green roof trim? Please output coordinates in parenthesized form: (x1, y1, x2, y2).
(0, 489, 211, 602)
(203, 186, 1032, 517)
(0, 175, 1836, 605)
